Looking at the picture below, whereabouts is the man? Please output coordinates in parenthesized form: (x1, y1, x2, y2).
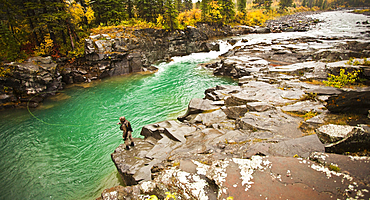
(117, 116, 134, 150)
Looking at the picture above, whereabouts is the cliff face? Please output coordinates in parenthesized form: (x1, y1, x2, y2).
(80, 23, 231, 79)
(0, 23, 238, 109)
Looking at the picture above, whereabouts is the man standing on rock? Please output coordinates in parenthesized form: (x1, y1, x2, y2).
(117, 116, 134, 150)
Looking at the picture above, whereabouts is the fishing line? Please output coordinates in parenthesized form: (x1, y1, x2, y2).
(27, 91, 113, 127)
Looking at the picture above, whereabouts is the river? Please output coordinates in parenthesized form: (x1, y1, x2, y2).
(0, 10, 368, 200)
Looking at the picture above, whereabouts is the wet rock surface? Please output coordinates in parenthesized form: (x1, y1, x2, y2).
(101, 10, 370, 200)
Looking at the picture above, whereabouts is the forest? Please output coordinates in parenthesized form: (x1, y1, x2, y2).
(0, 0, 369, 62)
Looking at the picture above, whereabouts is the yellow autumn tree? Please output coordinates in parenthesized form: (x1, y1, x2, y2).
(65, 0, 95, 28)
(177, 9, 201, 28)
(207, 0, 223, 22)
(34, 33, 54, 56)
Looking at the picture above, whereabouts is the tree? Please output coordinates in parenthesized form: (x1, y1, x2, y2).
(237, 0, 246, 12)
(279, 0, 293, 9)
(135, 0, 159, 22)
(218, 0, 235, 23)
(200, 0, 210, 21)
(208, 0, 222, 22)
(162, 0, 178, 30)
(253, 0, 272, 9)
(195, 1, 201, 9)
(91, 0, 125, 25)
(302, 0, 307, 6)
(176, 0, 183, 12)
(183, 0, 193, 11)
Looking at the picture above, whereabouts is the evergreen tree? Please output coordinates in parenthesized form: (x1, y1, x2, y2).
(237, 0, 246, 12)
(302, 0, 307, 6)
(176, 0, 183, 12)
(183, 0, 193, 11)
(163, 0, 178, 30)
(135, 0, 158, 22)
(91, 0, 125, 25)
(218, 0, 235, 23)
(195, 1, 201, 9)
(200, 0, 210, 21)
(253, 0, 272, 9)
(279, 0, 293, 9)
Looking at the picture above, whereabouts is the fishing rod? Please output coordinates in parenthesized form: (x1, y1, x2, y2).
(27, 91, 112, 127)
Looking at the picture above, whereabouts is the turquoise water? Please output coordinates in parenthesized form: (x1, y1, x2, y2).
(1, 10, 368, 200)
(0, 49, 236, 200)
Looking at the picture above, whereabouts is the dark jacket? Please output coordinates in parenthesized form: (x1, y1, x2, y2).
(120, 120, 133, 132)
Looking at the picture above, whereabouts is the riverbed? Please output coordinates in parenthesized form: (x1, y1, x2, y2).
(0, 10, 369, 200)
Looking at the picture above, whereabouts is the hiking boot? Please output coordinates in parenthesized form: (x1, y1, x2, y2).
(125, 145, 130, 150)
(130, 142, 135, 147)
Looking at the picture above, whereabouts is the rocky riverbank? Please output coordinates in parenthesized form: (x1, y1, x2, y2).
(0, 12, 323, 110)
(99, 11, 370, 200)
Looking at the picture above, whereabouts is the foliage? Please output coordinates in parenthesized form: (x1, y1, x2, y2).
(346, 57, 370, 66)
(218, 0, 235, 23)
(177, 9, 202, 29)
(303, 111, 319, 120)
(34, 34, 54, 56)
(237, 0, 247, 12)
(0, 21, 28, 62)
(353, 9, 370, 14)
(323, 68, 360, 88)
(253, 0, 273, 10)
(147, 192, 177, 200)
(245, 9, 268, 26)
(300, 92, 318, 101)
(279, 0, 293, 9)
(163, 0, 179, 30)
(0, 66, 12, 77)
(207, 0, 223, 22)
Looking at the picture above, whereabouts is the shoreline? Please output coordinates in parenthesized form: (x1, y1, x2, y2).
(99, 10, 370, 200)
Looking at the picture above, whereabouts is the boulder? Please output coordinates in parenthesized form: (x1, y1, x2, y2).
(322, 126, 370, 154)
(316, 124, 354, 144)
(178, 98, 220, 121)
(310, 152, 370, 185)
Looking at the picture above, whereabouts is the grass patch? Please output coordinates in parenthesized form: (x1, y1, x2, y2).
(328, 164, 341, 172)
(283, 111, 319, 121)
(300, 92, 318, 102)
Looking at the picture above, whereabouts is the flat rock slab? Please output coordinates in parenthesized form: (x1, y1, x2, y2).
(245, 134, 325, 158)
(187, 98, 219, 114)
(236, 109, 303, 138)
(310, 152, 370, 185)
(281, 100, 326, 113)
(193, 109, 228, 127)
(225, 81, 305, 106)
(146, 156, 370, 200)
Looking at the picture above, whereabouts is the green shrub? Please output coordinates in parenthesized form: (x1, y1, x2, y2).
(323, 68, 360, 88)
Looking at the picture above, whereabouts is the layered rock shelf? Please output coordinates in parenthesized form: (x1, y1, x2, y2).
(100, 12, 370, 200)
